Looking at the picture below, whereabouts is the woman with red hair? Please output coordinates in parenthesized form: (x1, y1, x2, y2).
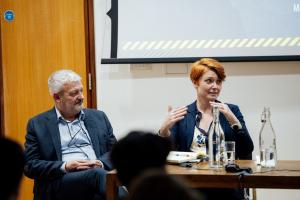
(159, 58, 253, 200)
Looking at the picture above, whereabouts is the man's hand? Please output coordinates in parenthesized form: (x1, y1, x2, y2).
(65, 160, 103, 172)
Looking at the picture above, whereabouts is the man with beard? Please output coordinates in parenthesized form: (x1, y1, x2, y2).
(24, 69, 118, 200)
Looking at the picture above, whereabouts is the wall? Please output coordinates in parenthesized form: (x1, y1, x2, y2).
(94, 0, 300, 199)
(96, 62, 300, 158)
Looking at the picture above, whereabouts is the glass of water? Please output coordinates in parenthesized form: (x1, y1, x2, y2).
(225, 141, 235, 164)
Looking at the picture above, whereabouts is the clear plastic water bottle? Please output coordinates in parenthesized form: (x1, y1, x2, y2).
(208, 106, 226, 168)
(259, 107, 277, 168)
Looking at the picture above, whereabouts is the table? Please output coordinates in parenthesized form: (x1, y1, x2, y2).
(106, 160, 300, 200)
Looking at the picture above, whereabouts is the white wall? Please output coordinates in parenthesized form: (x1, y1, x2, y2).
(94, 1, 300, 199)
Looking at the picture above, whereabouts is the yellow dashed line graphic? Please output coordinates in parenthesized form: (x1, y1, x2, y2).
(122, 37, 300, 51)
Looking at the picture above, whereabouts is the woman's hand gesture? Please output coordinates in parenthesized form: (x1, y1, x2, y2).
(159, 106, 187, 137)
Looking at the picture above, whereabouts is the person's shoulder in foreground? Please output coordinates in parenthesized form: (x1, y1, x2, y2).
(0, 137, 24, 200)
(127, 169, 203, 200)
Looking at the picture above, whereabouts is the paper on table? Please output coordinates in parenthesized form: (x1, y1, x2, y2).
(167, 151, 198, 164)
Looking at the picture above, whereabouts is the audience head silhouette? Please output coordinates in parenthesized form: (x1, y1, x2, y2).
(0, 137, 24, 200)
(111, 131, 172, 187)
(127, 170, 201, 200)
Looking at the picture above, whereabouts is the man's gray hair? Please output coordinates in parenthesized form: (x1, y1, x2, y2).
(48, 69, 81, 95)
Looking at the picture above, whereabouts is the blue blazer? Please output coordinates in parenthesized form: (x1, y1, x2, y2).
(24, 108, 117, 199)
(170, 101, 254, 159)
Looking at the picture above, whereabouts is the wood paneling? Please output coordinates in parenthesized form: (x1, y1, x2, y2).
(0, 17, 4, 136)
(0, 0, 91, 199)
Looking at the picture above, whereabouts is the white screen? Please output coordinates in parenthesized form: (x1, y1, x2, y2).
(103, 0, 300, 61)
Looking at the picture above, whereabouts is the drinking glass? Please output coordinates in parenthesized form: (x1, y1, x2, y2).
(225, 141, 235, 164)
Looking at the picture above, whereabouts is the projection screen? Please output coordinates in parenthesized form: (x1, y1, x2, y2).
(101, 0, 300, 63)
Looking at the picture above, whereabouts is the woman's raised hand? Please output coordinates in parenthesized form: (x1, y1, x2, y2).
(159, 106, 187, 137)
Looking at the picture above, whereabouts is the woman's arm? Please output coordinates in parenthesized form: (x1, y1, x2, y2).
(159, 106, 187, 137)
